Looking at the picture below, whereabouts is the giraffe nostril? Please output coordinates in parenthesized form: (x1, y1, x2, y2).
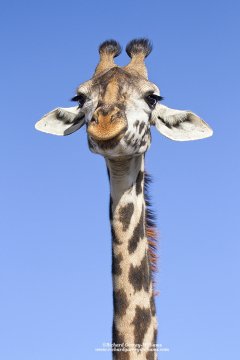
(90, 115, 98, 124)
(111, 111, 123, 123)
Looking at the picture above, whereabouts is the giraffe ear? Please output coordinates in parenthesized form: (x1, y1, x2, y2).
(35, 106, 85, 136)
(152, 104, 213, 141)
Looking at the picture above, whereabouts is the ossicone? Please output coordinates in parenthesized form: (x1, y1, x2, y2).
(99, 39, 122, 58)
(124, 38, 152, 79)
(126, 38, 152, 59)
(94, 39, 121, 77)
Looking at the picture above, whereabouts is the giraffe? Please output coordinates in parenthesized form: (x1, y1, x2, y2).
(35, 39, 213, 359)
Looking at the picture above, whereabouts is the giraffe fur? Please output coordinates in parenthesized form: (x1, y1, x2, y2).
(108, 156, 157, 359)
(35, 38, 213, 360)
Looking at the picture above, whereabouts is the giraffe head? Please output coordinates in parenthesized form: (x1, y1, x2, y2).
(35, 39, 213, 158)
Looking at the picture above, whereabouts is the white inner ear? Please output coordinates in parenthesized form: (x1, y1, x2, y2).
(152, 104, 213, 141)
(35, 106, 85, 136)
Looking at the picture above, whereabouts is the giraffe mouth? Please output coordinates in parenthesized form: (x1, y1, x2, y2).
(87, 118, 127, 141)
(90, 127, 127, 149)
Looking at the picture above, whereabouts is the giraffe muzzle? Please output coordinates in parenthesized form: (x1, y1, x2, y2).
(87, 110, 127, 141)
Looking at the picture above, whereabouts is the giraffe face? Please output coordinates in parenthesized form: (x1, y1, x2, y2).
(35, 39, 213, 145)
(75, 67, 161, 158)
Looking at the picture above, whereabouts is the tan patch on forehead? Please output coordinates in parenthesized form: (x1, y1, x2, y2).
(95, 68, 134, 104)
(92, 67, 158, 108)
(104, 77, 120, 103)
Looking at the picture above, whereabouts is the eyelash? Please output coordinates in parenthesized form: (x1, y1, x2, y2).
(145, 94, 164, 108)
(71, 93, 163, 109)
(71, 94, 86, 108)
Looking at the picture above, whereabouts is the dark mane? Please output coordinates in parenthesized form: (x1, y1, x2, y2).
(144, 172, 159, 295)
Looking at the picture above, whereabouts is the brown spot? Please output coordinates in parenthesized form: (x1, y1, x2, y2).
(139, 122, 145, 134)
(112, 252, 123, 276)
(132, 306, 151, 346)
(124, 133, 135, 147)
(134, 120, 139, 127)
(112, 320, 124, 343)
(150, 294, 156, 316)
(113, 289, 129, 317)
(119, 203, 134, 231)
(112, 226, 122, 245)
(128, 253, 151, 293)
(140, 139, 146, 147)
(146, 350, 155, 360)
(112, 322, 130, 360)
(128, 206, 144, 254)
(136, 170, 144, 195)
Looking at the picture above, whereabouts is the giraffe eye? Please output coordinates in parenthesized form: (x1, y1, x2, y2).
(71, 94, 87, 108)
(145, 94, 163, 109)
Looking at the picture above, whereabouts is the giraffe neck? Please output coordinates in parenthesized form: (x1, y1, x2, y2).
(106, 155, 157, 360)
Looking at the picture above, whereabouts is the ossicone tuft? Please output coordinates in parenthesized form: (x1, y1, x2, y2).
(99, 39, 122, 58)
(126, 38, 152, 58)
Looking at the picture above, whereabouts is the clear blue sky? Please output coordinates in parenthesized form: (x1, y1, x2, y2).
(1, 0, 239, 359)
